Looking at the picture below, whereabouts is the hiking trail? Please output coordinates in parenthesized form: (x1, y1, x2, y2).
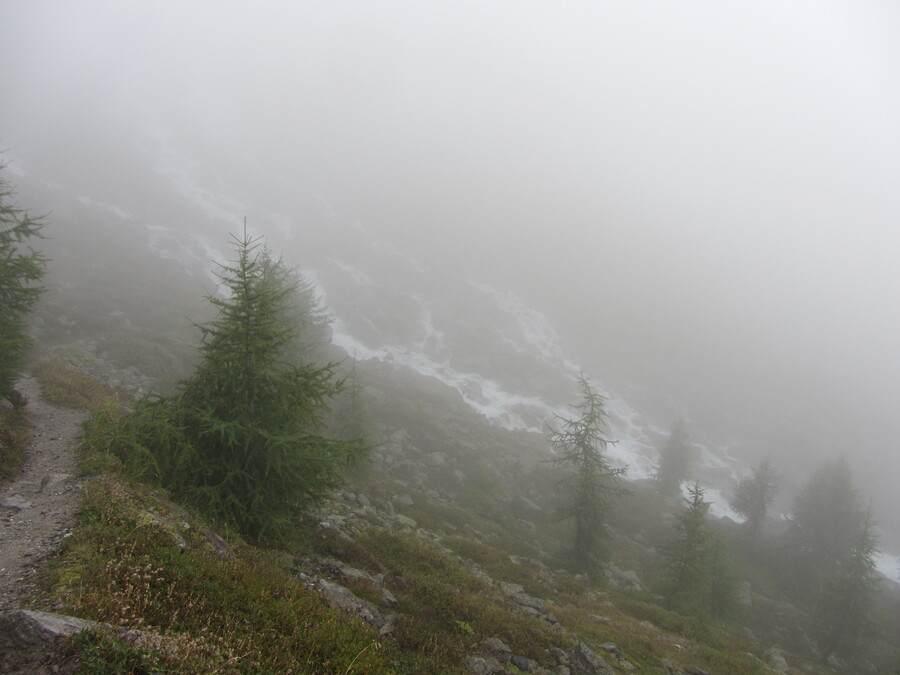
(0, 376, 86, 611)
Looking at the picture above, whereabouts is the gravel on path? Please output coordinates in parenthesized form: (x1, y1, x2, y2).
(0, 376, 86, 611)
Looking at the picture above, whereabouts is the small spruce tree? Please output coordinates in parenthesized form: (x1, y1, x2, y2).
(814, 507, 880, 660)
(655, 418, 693, 499)
(660, 482, 736, 619)
(109, 229, 364, 542)
(785, 457, 863, 598)
(549, 374, 628, 577)
(0, 171, 47, 406)
(730, 457, 779, 543)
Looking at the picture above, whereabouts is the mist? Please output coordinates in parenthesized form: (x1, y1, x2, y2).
(3, 1, 900, 540)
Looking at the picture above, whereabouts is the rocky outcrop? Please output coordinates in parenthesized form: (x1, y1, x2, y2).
(298, 555, 398, 608)
(466, 639, 638, 675)
(300, 575, 394, 634)
(605, 563, 643, 591)
(294, 558, 397, 635)
(0, 609, 98, 673)
(568, 642, 616, 674)
(661, 661, 711, 675)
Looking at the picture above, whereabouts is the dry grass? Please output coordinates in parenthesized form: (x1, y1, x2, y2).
(30, 358, 118, 412)
(0, 405, 33, 481)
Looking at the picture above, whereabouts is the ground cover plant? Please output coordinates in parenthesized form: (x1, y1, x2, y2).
(36, 477, 397, 674)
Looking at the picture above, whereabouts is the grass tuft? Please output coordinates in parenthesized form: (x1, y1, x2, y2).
(0, 405, 32, 481)
(31, 358, 118, 411)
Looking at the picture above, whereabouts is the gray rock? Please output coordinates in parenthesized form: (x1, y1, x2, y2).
(597, 643, 622, 658)
(569, 642, 615, 674)
(394, 514, 418, 529)
(483, 636, 512, 660)
(0, 610, 99, 673)
(498, 581, 546, 610)
(201, 527, 236, 559)
(511, 653, 536, 672)
(39, 473, 71, 492)
(467, 655, 505, 674)
(1, 496, 32, 510)
(607, 564, 643, 591)
(765, 646, 789, 673)
(311, 557, 398, 608)
(548, 647, 570, 665)
(305, 577, 389, 630)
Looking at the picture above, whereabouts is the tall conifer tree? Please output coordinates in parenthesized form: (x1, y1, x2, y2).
(655, 418, 693, 499)
(730, 457, 779, 543)
(660, 482, 736, 619)
(549, 375, 628, 576)
(814, 507, 880, 659)
(0, 171, 47, 405)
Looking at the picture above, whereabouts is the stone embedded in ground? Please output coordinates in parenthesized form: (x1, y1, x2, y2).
(0, 609, 100, 673)
(1, 496, 32, 510)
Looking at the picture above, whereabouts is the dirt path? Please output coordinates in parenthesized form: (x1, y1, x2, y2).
(0, 376, 86, 611)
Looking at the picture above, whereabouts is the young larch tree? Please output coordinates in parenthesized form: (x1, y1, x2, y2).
(549, 374, 628, 577)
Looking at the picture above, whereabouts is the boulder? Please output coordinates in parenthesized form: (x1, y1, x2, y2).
(0, 496, 32, 510)
(296, 573, 394, 633)
(0, 609, 99, 673)
(569, 642, 615, 674)
(482, 636, 512, 662)
(606, 564, 643, 591)
(498, 581, 546, 611)
(511, 653, 536, 672)
(307, 557, 398, 608)
(467, 654, 505, 674)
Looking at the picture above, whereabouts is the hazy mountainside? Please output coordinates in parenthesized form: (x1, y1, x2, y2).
(6, 128, 900, 671)
(9, 125, 750, 502)
(11, 120, 900, 571)
(8, 118, 900, 561)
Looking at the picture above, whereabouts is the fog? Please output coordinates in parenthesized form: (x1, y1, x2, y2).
(3, 2, 900, 541)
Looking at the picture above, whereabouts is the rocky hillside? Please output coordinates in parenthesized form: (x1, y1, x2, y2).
(2, 357, 825, 674)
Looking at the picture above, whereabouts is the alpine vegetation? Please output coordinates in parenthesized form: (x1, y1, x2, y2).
(87, 230, 365, 542)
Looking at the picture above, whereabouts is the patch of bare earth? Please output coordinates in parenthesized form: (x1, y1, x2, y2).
(0, 376, 86, 612)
